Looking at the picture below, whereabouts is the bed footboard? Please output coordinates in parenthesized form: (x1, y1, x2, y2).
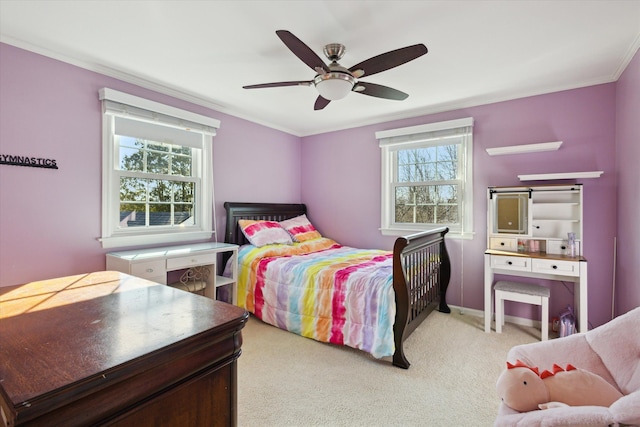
(392, 227, 450, 369)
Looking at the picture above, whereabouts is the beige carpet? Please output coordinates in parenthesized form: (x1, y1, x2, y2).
(237, 310, 540, 426)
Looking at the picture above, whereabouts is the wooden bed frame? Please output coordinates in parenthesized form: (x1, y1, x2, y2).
(223, 202, 451, 368)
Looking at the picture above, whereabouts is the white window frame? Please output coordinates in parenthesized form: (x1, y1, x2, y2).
(99, 88, 220, 249)
(377, 117, 474, 240)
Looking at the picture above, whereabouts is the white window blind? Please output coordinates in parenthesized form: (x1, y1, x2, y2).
(377, 117, 473, 148)
(100, 88, 219, 130)
(112, 115, 204, 149)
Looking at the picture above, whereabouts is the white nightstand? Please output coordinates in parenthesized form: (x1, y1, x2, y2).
(106, 242, 239, 304)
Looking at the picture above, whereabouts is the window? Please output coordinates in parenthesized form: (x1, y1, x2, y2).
(99, 88, 220, 248)
(377, 117, 474, 239)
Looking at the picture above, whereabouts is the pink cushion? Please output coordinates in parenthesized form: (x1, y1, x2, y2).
(496, 307, 640, 426)
(585, 306, 640, 394)
(279, 214, 322, 242)
(238, 220, 293, 247)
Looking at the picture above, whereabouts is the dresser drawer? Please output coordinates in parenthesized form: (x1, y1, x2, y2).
(490, 255, 531, 272)
(131, 261, 166, 281)
(166, 253, 217, 270)
(532, 258, 580, 277)
(489, 238, 517, 251)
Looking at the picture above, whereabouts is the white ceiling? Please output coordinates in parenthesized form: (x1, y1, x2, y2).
(1, 1, 639, 137)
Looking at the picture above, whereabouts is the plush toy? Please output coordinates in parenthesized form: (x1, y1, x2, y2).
(496, 360, 624, 412)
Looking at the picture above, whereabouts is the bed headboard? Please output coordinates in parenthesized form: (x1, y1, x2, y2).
(223, 202, 307, 246)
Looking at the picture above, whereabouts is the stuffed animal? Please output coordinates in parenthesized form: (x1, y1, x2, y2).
(496, 360, 624, 412)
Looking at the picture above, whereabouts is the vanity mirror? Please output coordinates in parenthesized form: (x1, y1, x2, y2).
(491, 192, 529, 235)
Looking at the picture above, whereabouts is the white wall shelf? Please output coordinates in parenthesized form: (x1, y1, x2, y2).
(486, 141, 562, 156)
(518, 171, 603, 181)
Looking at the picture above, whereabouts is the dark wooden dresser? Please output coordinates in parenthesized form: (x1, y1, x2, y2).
(0, 271, 248, 426)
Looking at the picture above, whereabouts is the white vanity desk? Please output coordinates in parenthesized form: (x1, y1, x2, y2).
(484, 249, 588, 333)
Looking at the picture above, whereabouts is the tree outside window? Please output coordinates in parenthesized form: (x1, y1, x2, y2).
(118, 137, 196, 228)
(394, 145, 459, 225)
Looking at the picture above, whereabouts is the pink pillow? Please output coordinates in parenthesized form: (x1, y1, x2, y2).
(238, 220, 293, 247)
(279, 214, 322, 242)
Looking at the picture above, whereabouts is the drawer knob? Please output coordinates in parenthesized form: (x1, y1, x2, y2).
(146, 268, 154, 273)
(552, 265, 558, 269)
(500, 242, 505, 246)
(507, 261, 513, 265)
(561, 245, 567, 250)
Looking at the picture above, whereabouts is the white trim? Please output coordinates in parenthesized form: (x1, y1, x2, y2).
(614, 33, 640, 79)
(518, 171, 603, 181)
(486, 141, 562, 156)
(1, 36, 624, 138)
(100, 230, 214, 249)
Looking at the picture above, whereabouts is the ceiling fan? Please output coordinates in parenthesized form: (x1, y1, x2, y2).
(243, 30, 428, 110)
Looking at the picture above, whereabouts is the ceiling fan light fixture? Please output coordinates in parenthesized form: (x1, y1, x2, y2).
(244, 31, 428, 110)
(314, 72, 355, 100)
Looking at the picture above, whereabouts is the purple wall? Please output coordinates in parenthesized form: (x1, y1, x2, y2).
(615, 49, 640, 316)
(302, 84, 622, 328)
(1, 41, 637, 328)
(0, 43, 300, 286)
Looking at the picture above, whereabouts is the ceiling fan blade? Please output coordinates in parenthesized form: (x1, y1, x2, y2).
(243, 81, 312, 89)
(348, 44, 428, 78)
(354, 82, 409, 100)
(276, 30, 330, 74)
(314, 96, 331, 110)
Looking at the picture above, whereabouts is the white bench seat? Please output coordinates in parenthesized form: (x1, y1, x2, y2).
(494, 280, 550, 341)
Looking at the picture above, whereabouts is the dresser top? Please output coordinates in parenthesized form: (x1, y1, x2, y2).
(0, 271, 247, 407)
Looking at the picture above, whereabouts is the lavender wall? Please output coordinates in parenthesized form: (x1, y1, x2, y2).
(615, 49, 640, 316)
(1, 41, 636, 328)
(0, 43, 300, 286)
(302, 84, 620, 328)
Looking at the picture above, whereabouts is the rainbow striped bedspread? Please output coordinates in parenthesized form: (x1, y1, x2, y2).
(237, 237, 396, 358)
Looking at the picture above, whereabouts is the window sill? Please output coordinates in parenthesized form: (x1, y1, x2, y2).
(381, 227, 474, 240)
(100, 230, 214, 249)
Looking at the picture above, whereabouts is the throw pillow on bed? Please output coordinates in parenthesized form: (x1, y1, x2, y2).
(279, 214, 322, 242)
(238, 219, 293, 247)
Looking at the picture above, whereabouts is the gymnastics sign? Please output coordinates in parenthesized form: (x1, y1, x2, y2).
(0, 154, 58, 169)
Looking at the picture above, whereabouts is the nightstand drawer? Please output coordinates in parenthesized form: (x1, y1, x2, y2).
(166, 253, 217, 270)
(131, 261, 166, 279)
(490, 255, 531, 272)
(532, 258, 580, 277)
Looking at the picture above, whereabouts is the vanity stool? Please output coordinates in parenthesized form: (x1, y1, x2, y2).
(495, 280, 550, 341)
